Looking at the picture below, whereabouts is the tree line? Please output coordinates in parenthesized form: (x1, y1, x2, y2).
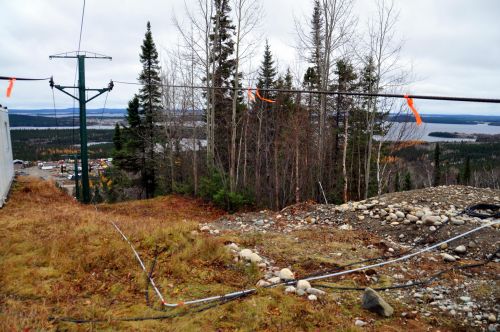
(109, 0, 426, 210)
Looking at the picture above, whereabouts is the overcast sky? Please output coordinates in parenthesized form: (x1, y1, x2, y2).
(1, 0, 499, 115)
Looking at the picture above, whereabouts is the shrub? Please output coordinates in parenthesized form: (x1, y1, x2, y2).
(199, 169, 253, 212)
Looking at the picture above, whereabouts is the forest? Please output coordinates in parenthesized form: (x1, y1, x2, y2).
(11, 129, 114, 161)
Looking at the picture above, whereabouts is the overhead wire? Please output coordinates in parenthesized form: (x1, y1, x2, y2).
(112, 80, 500, 104)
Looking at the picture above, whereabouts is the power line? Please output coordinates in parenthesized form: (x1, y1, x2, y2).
(113, 80, 500, 104)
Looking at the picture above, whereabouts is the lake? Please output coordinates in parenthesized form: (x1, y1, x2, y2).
(382, 122, 500, 142)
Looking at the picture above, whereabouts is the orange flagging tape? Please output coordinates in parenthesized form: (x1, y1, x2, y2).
(247, 88, 256, 102)
(6, 78, 15, 97)
(404, 94, 422, 126)
(255, 88, 276, 103)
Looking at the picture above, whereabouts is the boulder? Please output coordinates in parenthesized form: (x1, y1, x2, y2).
(267, 276, 281, 284)
(362, 288, 394, 317)
(306, 287, 326, 296)
(296, 280, 311, 290)
(395, 211, 405, 219)
(407, 214, 419, 222)
(422, 215, 441, 225)
(256, 280, 271, 287)
(454, 245, 467, 254)
(279, 268, 294, 280)
(239, 249, 253, 260)
(441, 253, 456, 262)
(248, 252, 263, 263)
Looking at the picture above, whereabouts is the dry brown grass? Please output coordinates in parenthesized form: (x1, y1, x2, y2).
(0, 177, 451, 331)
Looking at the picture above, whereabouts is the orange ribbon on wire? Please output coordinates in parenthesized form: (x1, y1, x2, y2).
(6, 78, 16, 97)
(247, 88, 256, 102)
(404, 94, 422, 126)
(255, 88, 276, 103)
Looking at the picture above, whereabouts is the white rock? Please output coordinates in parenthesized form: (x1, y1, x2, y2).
(454, 245, 467, 254)
(268, 276, 281, 284)
(239, 249, 253, 260)
(200, 225, 210, 232)
(395, 211, 405, 218)
(308, 294, 318, 301)
(306, 287, 326, 296)
(248, 252, 263, 263)
(460, 296, 471, 302)
(297, 289, 306, 296)
(339, 224, 353, 231)
(297, 280, 311, 290)
(226, 243, 239, 251)
(357, 204, 367, 210)
(488, 314, 497, 323)
(358, 215, 365, 221)
(285, 286, 296, 294)
(355, 319, 368, 327)
(442, 253, 456, 262)
(407, 214, 419, 222)
(279, 268, 294, 280)
(256, 280, 271, 287)
(380, 210, 388, 217)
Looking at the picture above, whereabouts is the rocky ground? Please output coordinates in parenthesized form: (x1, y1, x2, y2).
(201, 186, 500, 331)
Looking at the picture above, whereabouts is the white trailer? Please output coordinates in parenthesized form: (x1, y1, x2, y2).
(0, 105, 14, 207)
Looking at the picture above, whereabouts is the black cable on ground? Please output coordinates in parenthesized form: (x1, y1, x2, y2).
(312, 248, 499, 292)
(464, 204, 500, 219)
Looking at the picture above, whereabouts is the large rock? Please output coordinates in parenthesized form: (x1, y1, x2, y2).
(248, 252, 263, 263)
(362, 288, 394, 317)
(239, 249, 253, 260)
(296, 280, 311, 290)
(441, 253, 456, 262)
(279, 268, 295, 280)
(422, 215, 441, 225)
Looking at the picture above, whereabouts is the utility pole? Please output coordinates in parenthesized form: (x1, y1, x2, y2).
(50, 51, 113, 204)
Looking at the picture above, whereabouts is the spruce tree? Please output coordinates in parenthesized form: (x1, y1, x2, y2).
(404, 172, 412, 191)
(257, 40, 277, 99)
(394, 172, 400, 192)
(462, 156, 471, 185)
(433, 143, 441, 187)
(138, 22, 162, 198)
(114, 95, 141, 173)
(209, 0, 236, 170)
(113, 123, 122, 151)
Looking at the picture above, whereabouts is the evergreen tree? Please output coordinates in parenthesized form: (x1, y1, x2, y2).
(113, 123, 122, 151)
(462, 156, 471, 185)
(138, 21, 162, 198)
(257, 40, 277, 99)
(209, 0, 236, 170)
(113, 95, 142, 173)
(308, 0, 323, 89)
(433, 143, 441, 187)
(394, 172, 400, 192)
(404, 171, 412, 191)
